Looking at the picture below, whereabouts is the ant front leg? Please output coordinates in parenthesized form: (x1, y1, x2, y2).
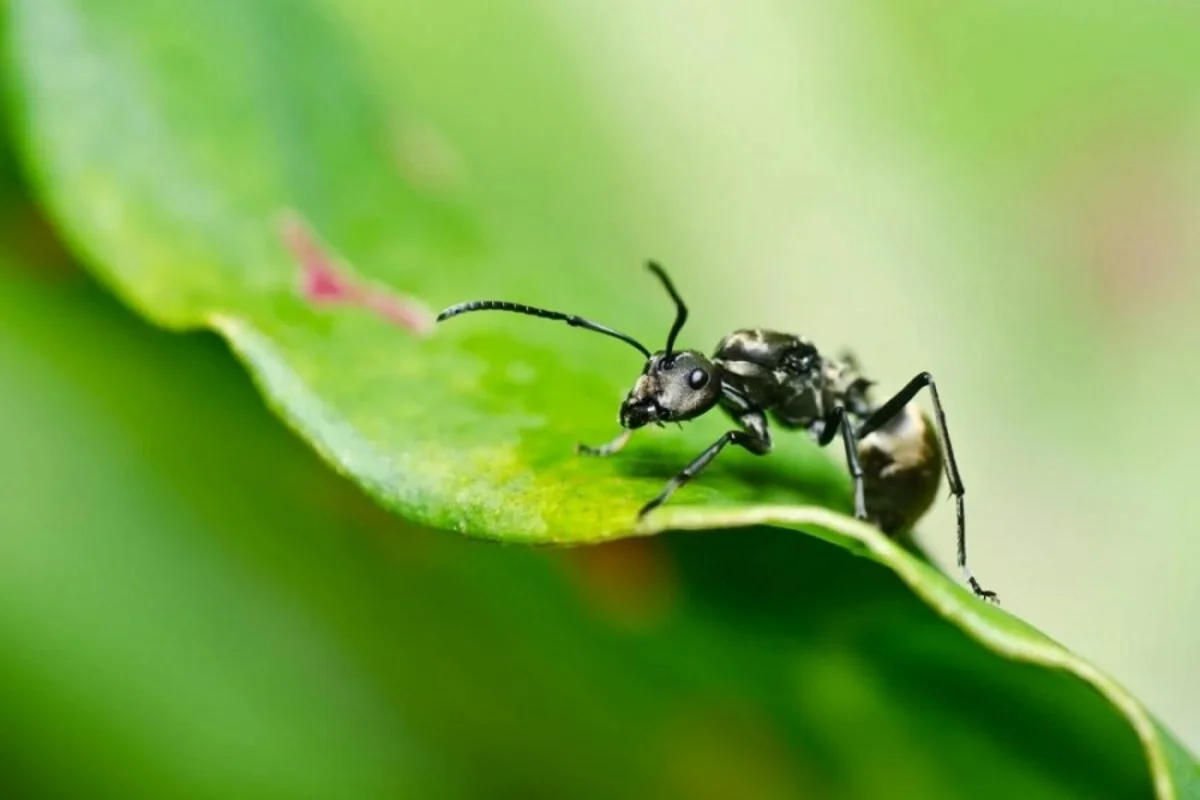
(816, 406, 867, 521)
(576, 430, 633, 457)
(857, 372, 997, 603)
(638, 413, 771, 517)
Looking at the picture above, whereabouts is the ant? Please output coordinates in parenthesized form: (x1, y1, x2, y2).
(437, 262, 996, 601)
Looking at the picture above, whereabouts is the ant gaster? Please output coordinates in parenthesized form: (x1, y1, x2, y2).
(437, 262, 996, 601)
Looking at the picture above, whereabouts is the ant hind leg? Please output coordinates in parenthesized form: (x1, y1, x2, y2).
(855, 372, 998, 603)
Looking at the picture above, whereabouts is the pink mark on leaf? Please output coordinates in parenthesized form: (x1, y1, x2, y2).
(279, 211, 433, 335)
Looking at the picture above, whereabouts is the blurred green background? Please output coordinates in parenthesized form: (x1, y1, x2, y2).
(539, 0, 1200, 748)
(1, 0, 1198, 797)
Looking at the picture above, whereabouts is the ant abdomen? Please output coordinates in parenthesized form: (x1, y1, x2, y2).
(857, 402, 943, 537)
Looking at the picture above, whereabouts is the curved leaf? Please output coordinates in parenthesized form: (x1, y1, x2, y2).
(0, 263, 1175, 799)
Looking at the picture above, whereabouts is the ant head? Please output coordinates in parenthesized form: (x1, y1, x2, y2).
(436, 261, 709, 424)
(620, 350, 721, 429)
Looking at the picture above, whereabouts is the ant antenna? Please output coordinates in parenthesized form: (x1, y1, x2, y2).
(646, 261, 688, 355)
(436, 300, 652, 359)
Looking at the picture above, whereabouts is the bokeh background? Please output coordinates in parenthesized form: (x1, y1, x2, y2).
(1, 0, 1198, 797)
(543, 0, 1200, 746)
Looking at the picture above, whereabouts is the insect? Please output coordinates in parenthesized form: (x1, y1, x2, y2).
(437, 262, 996, 601)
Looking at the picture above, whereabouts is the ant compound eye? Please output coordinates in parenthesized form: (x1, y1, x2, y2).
(688, 369, 709, 389)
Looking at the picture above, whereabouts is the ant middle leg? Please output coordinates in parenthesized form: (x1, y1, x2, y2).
(816, 406, 867, 521)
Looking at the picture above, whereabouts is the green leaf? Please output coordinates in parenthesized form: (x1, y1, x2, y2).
(0, 262, 1183, 800)
(4, 1, 1198, 797)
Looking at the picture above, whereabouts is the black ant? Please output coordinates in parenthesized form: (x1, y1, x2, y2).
(437, 262, 997, 601)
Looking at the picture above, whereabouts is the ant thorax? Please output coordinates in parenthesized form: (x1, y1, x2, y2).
(713, 328, 874, 432)
(819, 354, 875, 421)
(773, 354, 873, 438)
